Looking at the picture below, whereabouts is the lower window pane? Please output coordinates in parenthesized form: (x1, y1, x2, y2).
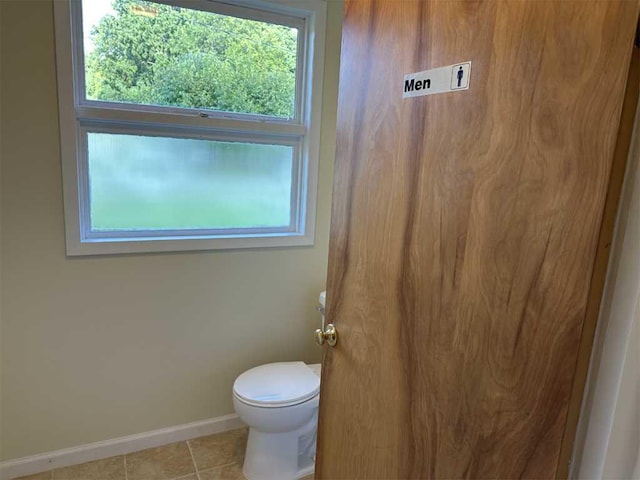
(87, 133, 294, 232)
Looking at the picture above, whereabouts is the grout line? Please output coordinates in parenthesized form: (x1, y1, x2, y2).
(193, 459, 239, 477)
(214, 460, 239, 469)
(185, 441, 200, 480)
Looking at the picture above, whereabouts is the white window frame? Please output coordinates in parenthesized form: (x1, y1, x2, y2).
(53, 0, 326, 256)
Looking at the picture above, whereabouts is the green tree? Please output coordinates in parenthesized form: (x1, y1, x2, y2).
(85, 0, 298, 117)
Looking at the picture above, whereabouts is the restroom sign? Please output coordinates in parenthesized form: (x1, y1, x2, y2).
(403, 62, 471, 99)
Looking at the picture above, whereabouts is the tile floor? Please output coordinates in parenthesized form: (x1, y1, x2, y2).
(15, 428, 315, 480)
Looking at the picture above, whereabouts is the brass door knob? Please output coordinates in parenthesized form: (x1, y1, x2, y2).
(314, 324, 338, 347)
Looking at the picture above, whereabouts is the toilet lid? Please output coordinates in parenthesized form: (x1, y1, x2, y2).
(233, 362, 320, 408)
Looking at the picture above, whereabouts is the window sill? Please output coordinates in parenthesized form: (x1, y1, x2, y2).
(65, 231, 315, 256)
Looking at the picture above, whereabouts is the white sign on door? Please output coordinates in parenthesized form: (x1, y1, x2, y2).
(403, 62, 471, 99)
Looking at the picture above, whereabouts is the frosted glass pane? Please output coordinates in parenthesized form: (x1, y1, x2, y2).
(87, 133, 294, 231)
(81, 0, 298, 118)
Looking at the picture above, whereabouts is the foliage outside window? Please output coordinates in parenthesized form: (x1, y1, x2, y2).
(53, 0, 326, 255)
(84, 0, 298, 117)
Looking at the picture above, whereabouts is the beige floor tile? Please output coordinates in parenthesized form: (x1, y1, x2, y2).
(197, 463, 244, 480)
(172, 475, 198, 480)
(14, 473, 52, 480)
(126, 442, 196, 480)
(188, 428, 247, 471)
(51, 456, 124, 480)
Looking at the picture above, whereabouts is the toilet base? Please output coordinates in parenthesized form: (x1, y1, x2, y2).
(242, 416, 316, 480)
(297, 463, 315, 478)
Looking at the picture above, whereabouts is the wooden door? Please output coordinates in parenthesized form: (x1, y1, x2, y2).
(316, 1, 639, 478)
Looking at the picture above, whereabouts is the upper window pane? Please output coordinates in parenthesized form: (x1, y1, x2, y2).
(81, 0, 299, 118)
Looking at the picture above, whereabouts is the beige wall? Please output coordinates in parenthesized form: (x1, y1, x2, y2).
(0, 0, 343, 461)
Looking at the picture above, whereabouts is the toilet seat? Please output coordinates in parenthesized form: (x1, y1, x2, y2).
(233, 361, 320, 408)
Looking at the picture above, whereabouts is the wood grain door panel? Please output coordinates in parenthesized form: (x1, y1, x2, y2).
(316, 1, 639, 478)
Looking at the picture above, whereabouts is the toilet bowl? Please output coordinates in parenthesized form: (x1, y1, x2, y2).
(233, 292, 326, 480)
(233, 361, 321, 480)
(233, 293, 326, 480)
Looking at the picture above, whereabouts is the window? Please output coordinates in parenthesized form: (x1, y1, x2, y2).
(53, 0, 326, 255)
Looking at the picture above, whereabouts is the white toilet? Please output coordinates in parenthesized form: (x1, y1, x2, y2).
(232, 293, 326, 480)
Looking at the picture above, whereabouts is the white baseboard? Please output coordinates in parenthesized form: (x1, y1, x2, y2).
(0, 414, 244, 480)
